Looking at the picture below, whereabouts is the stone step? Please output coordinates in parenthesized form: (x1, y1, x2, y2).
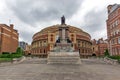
(47, 61, 81, 64)
(47, 56, 81, 64)
(48, 58, 80, 61)
(48, 58, 79, 61)
(47, 52, 81, 64)
(48, 60, 80, 62)
(48, 60, 80, 63)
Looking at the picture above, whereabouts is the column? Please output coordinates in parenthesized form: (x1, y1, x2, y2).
(59, 28, 62, 39)
(62, 28, 65, 40)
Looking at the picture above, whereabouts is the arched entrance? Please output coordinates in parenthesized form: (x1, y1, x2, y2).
(92, 53, 96, 57)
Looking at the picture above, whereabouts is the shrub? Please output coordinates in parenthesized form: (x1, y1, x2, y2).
(0, 47, 23, 59)
(0, 54, 11, 58)
(2, 52, 10, 54)
(16, 47, 23, 54)
(0, 58, 12, 62)
(108, 55, 120, 60)
(104, 49, 110, 57)
(0, 52, 22, 59)
(11, 53, 22, 58)
(11, 52, 16, 54)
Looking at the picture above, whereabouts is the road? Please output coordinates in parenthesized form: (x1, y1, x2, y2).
(0, 57, 120, 80)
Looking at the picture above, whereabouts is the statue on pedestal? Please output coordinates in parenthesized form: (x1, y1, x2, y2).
(61, 15, 65, 25)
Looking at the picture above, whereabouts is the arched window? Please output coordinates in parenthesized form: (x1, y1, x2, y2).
(79, 49, 80, 53)
(51, 34, 53, 42)
(86, 50, 87, 53)
(40, 49, 41, 53)
(93, 47, 94, 51)
(71, 38, 74, 42)
(82, 42, 84, 47)
(40, 42, 42, 46)
(82, 49, 84, 53)
(71, 34, 74, 37)
(44, 49, 46, 53)
(44, 41, 46, 46)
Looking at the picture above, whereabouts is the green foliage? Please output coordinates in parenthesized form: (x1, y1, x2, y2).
(16, 47, 23, 54)
(11, 53, 22, 58)
(0, 53, 22, 58)
(118, 59, 120, 63)
(0, 54, 11, 58)
(107, 55, 120, 63)
(0, 58, 12, 62)
(108, 55, 120, 60)
(2, 52, 10, 54)
(104, 49, 110, 57)
(0, 47, 23, 62)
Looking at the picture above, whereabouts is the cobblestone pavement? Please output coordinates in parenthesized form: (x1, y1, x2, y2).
(0, 57, 120, 80)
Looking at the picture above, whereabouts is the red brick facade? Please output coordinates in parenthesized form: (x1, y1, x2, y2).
(0, 24, 19, 53)
(92, 38, 108, 56)
(106, 4, 120, 55)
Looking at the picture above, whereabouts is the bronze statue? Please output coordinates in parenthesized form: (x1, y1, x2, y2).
(61, 15, 65, 24)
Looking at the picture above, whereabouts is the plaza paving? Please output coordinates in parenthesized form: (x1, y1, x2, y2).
(0, 57, 120, 80)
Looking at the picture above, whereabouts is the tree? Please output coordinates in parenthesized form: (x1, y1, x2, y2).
(104, 49, 110, 57)
(16, 47, 23, 54)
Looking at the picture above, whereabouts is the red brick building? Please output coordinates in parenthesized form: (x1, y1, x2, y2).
(92, 39, 98, 56)
(24, 44, 31, 55)
(106, 4, 120, 55)
(0, 24, 19, 53)
(92, 38, 108, 56)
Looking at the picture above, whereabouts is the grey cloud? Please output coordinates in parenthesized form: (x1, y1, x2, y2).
(82, 9, 107, 34)
(19, 31, 34, 44)
(6, 0, 83, 26)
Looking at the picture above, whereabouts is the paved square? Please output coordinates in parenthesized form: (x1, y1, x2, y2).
(0, 58, 120, 80)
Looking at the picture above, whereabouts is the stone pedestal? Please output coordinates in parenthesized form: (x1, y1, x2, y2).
(47, 52, 81, 64)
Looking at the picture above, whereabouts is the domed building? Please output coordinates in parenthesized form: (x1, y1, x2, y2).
(31, 17, 92, 58)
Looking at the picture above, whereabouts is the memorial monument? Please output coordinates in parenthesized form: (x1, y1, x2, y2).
(47, 16, 81, 64)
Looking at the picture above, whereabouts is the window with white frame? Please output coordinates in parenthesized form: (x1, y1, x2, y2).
(118, 19, 120, 25)
(115, 20, 118, 26)
(118, 37, 120, 44)
(113, 23, 115, 27)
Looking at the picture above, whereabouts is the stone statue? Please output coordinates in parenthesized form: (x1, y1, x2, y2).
(61, 15, 65, 24)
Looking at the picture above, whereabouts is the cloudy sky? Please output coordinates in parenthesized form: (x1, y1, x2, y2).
(0, 0, 120, 44)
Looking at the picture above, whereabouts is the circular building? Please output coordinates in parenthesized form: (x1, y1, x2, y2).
(31, 23, 92, 58)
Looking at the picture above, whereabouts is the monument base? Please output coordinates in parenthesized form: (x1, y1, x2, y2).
(47, 52, 81, 64)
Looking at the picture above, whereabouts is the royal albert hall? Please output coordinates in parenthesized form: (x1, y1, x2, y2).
(31, 17, 92, 58)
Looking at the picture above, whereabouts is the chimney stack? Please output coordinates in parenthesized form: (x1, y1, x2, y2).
(10, 24, 14, 29)
(107, 5, 112, 14)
